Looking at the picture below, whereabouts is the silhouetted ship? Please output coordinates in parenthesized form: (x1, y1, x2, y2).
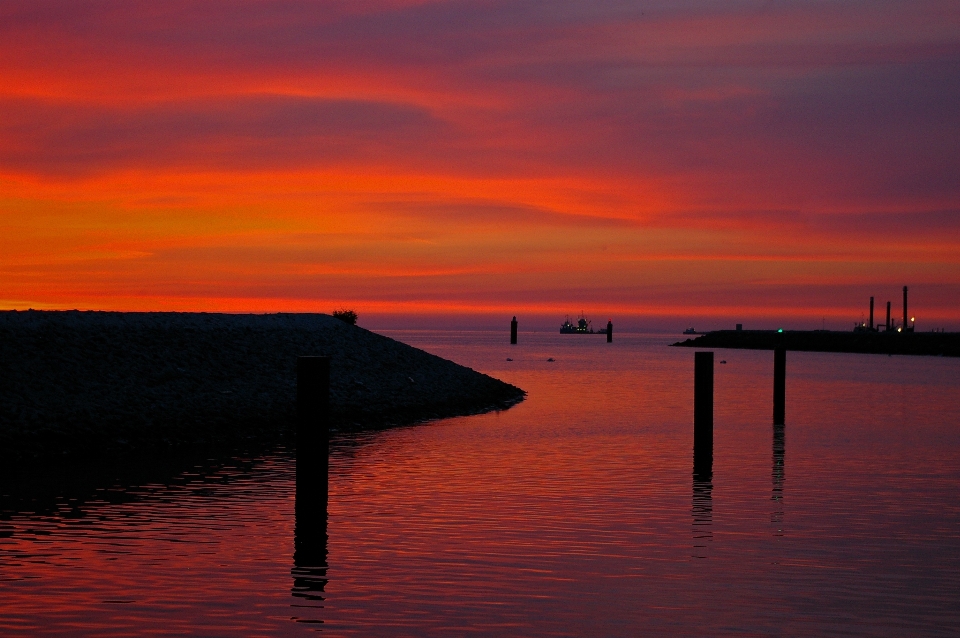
(683, 327, 699, 335)
(560, 314, 598, 334)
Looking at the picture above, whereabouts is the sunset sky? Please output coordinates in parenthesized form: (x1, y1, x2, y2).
(2, 0, 958, 329)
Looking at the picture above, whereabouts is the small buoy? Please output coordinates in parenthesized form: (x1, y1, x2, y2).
(720, 360, 727, 364)
(506, 358, 513, 361)
(546, 357, 555, 362)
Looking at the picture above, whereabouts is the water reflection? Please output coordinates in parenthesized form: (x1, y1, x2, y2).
(3, 334, 958, 636)
(0, 447, 268, 519)
(771, 424, 785, 534)
(292, 487, 328, 602)
(692, 444, 713, 557)
(291, 443, 329, 618)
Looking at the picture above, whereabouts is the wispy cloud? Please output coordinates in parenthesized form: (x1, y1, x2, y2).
(1, 0, 958, 321)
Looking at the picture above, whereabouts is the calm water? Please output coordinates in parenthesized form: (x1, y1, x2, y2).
(2, 331, 960, 636)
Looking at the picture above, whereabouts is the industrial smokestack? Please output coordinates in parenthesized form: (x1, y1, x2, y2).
(886, 301, 891, 331)
(903, 286, 908, 331)
(869, 296, 874, 331)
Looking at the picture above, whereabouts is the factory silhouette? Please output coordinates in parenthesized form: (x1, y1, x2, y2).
(856, 286, 914, 333)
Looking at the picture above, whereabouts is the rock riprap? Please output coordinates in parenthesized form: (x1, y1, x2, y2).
(0, 311, 524, 459)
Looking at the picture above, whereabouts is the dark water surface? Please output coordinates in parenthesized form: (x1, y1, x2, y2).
(2, 332, 959, 636)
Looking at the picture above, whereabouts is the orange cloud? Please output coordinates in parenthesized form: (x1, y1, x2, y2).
(1, 0, 958, 327)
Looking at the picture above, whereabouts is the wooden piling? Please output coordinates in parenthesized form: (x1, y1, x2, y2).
(510, 316, 518, 345)
(773, 347, 785, 425)
(694, 351, 713, 469)
(294, 357, 330, 597)
(297, 356, 329, 448)
(297, 356, 329, 515)
(606, 320, 613, 343)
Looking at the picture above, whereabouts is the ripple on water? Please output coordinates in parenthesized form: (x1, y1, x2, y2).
(1, 333, 959, 636)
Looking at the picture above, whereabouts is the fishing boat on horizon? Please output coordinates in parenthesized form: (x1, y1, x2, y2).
(560, 313, 598, 334)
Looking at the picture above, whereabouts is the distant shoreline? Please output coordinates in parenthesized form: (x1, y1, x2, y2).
(672, 329, 960, 357)
(0, 311, 524, 462)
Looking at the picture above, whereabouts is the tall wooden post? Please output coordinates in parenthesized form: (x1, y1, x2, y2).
(294, 354, 330, 600)
(694, 352, 713, 472)
(606, 320, 613, 343)
(773, 347, 786, 425)
(510, 316, 518, 345)
(297, 356, 329, 515)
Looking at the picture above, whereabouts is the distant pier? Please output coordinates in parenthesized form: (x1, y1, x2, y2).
(672, 330, 960, 358)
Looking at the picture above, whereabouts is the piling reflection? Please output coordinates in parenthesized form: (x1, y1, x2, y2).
(771, 423, 785, 534)
(291, 443, 329, 608)
(292, 491, 328, 602)
(692, 444, 713, 557)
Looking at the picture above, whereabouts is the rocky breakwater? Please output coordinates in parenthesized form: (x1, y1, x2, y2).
(0, 311, 524, 461)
